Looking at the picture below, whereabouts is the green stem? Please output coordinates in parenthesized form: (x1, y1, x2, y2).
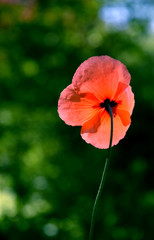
(88, 104, 113, 240)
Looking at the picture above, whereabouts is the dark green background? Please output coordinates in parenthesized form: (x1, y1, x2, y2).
(0, 0, 153, 240)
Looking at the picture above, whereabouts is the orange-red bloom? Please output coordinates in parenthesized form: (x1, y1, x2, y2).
(58, 56, 135, 149)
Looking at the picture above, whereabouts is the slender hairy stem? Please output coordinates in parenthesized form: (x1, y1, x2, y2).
(89, 104, 113, 240)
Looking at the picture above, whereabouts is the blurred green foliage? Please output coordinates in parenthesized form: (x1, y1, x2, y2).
(0, 0, 154, 240)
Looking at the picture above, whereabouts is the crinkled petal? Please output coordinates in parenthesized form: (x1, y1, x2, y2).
(116, 109, 131, 126)
(72, 56, 130, 101)
(113, 114, 130, 146)
(81, 110, 104, 134)
(81, 111, 130, 149)
(116, 60, 131, 85)
(58, 84, 100, 126)
(114, 82, 129, 99)
(115, 85, 135, 115)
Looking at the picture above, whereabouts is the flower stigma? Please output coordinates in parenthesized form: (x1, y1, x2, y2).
(100, 98, 117, 114)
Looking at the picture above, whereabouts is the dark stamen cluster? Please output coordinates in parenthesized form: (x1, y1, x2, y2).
(100, 98, 117, 113)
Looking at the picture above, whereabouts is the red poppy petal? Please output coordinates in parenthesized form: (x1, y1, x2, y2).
(58, 84, 100, 126)
(114, 82, 129, 99)
(116, 109, 131, 126)
(113, 114, 130, 146)
(72, 56, 131, 101)
(116, 85, 135, 115)
(117, 60, 131, 85)
(81, 110, 110, 149)
(81, 111, 130, 149)
(81, 110, 104, 134)
(72, 56, 122, 101)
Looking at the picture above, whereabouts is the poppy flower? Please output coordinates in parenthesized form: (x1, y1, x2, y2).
(58, 56, 135, 149)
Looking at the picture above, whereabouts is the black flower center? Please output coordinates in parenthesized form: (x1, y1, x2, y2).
(100, 98, 117, 113)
